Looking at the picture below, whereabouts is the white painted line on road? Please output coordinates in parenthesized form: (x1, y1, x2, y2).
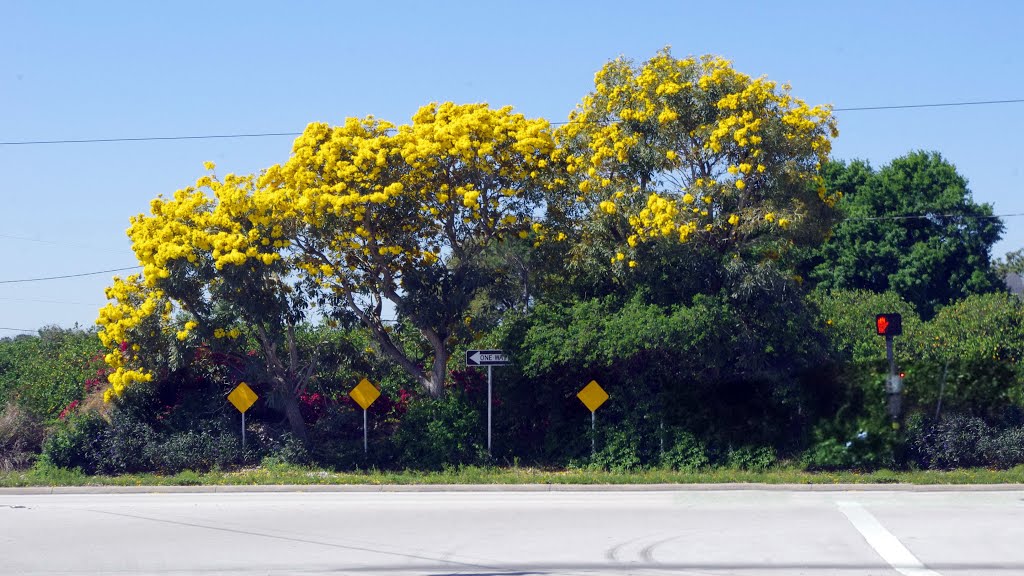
(837, 501, 942, 576)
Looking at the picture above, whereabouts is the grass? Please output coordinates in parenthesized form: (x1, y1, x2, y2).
(2, 461, 1024, 488)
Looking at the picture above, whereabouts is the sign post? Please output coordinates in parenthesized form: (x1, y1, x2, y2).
(576, 380, 609, 457)
(227, 382, 258, 454)
(349, 378, 381, 453)
(487, 365, 492, 453)
(466, 349, 510, 454)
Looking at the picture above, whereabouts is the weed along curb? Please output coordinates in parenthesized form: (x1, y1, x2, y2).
(4, 483, 1024, 495)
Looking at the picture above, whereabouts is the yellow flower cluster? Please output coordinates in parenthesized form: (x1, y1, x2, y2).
(557, 47, 839, 261)
(213, 328, 242, 339)
(128, 168, 285, 292)
(630, 193, 679, 238)
(95, 275, 164, 399)
(261, 102, 555, 287)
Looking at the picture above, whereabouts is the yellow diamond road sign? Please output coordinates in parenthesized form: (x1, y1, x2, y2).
(227, 382, 258, 414)
(577, 380, 608, 413)
(350, 378, 381, 410)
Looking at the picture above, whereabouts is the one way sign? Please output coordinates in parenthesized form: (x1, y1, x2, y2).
(466, 349, 510, 366)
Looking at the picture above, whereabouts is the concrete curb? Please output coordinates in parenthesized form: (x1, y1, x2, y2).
(2, 483, 1024, 495)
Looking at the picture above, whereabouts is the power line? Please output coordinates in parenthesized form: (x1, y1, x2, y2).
(0, 327, 37, 333)
(0, 296, 104, 306)
(0, 233, 128, 255)
(0, 266, 141, 284)
(0, 132, 302, 146)
(833, 98, 1024, 112)
(1, 98, 1022, 146)
(846, 212, 1024, 222)
(549, 98, 1024, 125)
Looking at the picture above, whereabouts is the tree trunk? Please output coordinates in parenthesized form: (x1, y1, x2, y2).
(417, 347, 449, 398)
(420, 374, 444, 398)
(279, 389, 309, 445)
(420, 331, 450, 399)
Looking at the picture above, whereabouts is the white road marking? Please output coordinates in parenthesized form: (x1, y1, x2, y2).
(837, 500, 942, 576)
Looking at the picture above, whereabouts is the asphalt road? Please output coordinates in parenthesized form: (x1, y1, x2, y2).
(2, 488, 1023, 575)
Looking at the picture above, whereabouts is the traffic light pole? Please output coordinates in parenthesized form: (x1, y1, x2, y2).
(885, 335, 901, 420)
(886, 335, 895, 378)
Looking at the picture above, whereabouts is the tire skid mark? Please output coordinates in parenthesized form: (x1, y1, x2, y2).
(604, 535, 644, 562)
(638, 535, 679, 563)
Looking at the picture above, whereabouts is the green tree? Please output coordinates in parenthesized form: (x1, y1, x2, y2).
(907, 293, 1024, 420)
(808, 152, 1004, 319)
(809, 289, 921, 365)
(993, 248, 1024, 279)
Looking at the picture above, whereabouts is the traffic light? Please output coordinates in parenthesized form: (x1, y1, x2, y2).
(875, 313, 902, 336)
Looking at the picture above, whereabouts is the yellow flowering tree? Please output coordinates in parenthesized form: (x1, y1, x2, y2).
(97, 166, 318, 441)
(259, 102, 555, 397)
(552, 48, 839, 271)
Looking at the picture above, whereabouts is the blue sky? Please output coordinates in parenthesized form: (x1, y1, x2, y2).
(2, 0, 1023, 332)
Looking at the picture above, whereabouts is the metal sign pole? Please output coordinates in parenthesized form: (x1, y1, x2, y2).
(487, 365, 493, 454)
(591, 411, 596, 457)
(242, 411, 246, 453)
(363, 409, 368, 453)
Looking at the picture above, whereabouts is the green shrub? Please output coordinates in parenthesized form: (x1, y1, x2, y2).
(154, 429, 240, 473)
(591, 428, 644, 472)
(907, 414, 1024, 470)
(804, 416, 904, 471)
(981, 427, 1024, 469)
(393, 392, 482, 470)
(40, 404, 243, 475)
(95, 411, 159, 474)
(659, 430, 709, 471)
(0, 402, 44, 471)
(802, 438, 856, 471)
(726, 445, 777, 471)
(911, 414, 990, 469)
(40, 414, 108, 474)
(26, 460, 89, 485)
(300, 403, 368, 469)
(265, 432, 311, 467)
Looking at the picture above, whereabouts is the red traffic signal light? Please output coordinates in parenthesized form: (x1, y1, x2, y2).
(875, 313, 902, 336)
